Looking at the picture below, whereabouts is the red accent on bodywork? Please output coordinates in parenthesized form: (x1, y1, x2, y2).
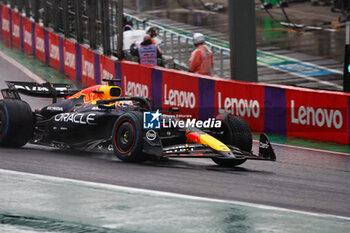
(68, 85, 103, 103)
(186, 133, 201, 144)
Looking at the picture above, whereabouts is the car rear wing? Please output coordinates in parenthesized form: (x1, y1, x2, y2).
(1, 81, 80, 103)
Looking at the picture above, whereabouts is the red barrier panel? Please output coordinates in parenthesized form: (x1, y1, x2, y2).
(81, 46, 96, 86)
(34, 24, 46, 63)
(11, 10, 20, 48)
(162, 70, 199, 119)
(100, 55, 116, 84)
(121, 61, 152, 99)
(215, 79, 265, 132)
(47, 30, 61, 71)
(22, 17, 33, 54)
(1, 5, 10, 44)
(286, 88, 348, 144)
(63, 38, 77, 81)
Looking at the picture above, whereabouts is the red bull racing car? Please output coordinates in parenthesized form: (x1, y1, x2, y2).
(0, 80, 276, 167)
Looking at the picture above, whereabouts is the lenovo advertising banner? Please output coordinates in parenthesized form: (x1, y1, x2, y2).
(63, 38, 77, 81)
(34, 24, 46, 63)
(121, 61, 152, 99)
(286, 89, 348, 144)
(99, 55, 116, 85)
(48, 30, 62, 72)
(11, 10, 21, 48)
(81, 46, 98, 86)
(1, 5, 10, 44)
(162, 70, 199, 119)
(22, 17, 34, 55)
(215, 80, 265, 132)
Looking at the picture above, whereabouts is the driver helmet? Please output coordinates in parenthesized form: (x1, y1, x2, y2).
(115, 101, 134, 111)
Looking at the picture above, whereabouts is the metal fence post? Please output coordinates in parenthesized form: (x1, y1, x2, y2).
(162, 30, 167, 54)
(24, 0, 30, 17)
(17, 0, 23, 12)
(43, 0, 50, 27)
(87, 0, 97, 49)
(185, 37, 189, 62)
(117, 0, 124, 59)
(220, 49, 224, 78)
(228, 0, 257, 82)
(343, 20, 350, 92)
(54, 0, 61, 32)
(33, 0, 40, 23)
(62, 0, 69, 37)
(171, 33, 174, 57)
(101, 0, 111, 55)
(75, 0, 84, 43)
(177, 35, 181, 64)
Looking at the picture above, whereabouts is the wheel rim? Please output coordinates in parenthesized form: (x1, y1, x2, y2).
(123, 130, 129, 143)
(114, 119, 136, 154)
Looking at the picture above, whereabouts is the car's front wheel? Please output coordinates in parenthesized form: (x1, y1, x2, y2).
(112, 111, 146, 162)
(212, 114, 252, 167)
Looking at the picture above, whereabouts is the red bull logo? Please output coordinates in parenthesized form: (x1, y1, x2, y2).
(69, 85, 122, 104)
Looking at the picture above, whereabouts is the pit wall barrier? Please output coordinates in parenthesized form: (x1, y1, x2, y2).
(1, 4, 349, 145)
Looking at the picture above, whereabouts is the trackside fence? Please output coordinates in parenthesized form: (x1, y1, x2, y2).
(123, 13, 230, 78)
(0, 0, 124, 56)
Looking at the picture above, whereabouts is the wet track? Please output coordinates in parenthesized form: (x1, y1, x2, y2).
(0, 50, 350, 220)
(0, 142, 350, 218)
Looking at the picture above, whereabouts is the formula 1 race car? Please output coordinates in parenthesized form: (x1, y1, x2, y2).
(0, 80, 276, 167)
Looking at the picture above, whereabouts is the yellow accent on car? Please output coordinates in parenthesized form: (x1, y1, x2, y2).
(69, 85, 122, 105)
(199, 134, 231, 152)
(99, 85, 122, 99)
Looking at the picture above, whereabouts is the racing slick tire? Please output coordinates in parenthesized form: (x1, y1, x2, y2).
(0, 99, 34, 147)
(112, 111, 146, 162)
(212, 115, 252, 167)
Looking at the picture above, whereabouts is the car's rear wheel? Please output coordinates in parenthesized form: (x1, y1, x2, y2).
(0, 99, 34, 147)
(212, 114, 252, 167)
(112, 111, 146, 162)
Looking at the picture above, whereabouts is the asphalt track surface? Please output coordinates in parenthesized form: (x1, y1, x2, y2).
(1, 54, 350, 219)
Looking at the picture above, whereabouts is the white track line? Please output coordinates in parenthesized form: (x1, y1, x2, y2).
(258, 62, 343, 90)
(0, 50, 45, 84)
(1, 168, 350, 221)
(260, 50, 343, 74)
(257, 49, 343, 90)
(253, 139, 350, 156)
